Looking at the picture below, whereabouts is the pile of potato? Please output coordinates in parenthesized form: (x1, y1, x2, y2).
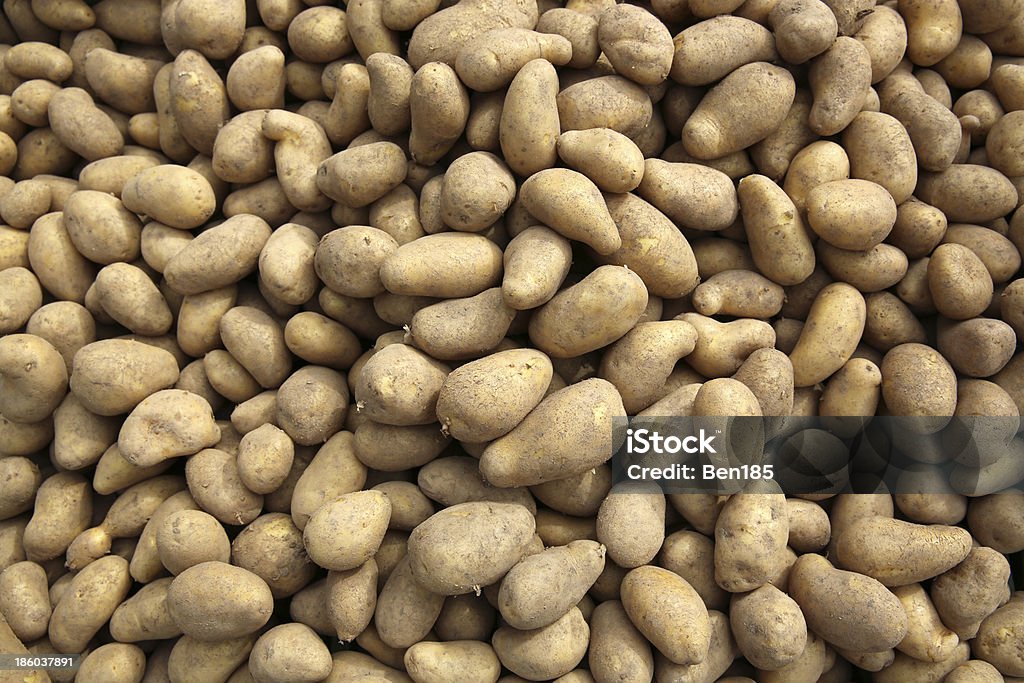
(2, 0, 1024, 680)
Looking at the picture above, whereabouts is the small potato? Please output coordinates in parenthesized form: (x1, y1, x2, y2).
(737, 174, 816, 286)
(63, 190, 142, 264)
(770, 0, 837, 65)
(164, 214, 273, 296)
(730, 584, 807, 670)
(683, 62, 795, 160)
(47, 87, 123, 161)
(48, 555, 131, 653)
(374, 555, 444, 648)
(498, 540, 605, 630)
(901, 0, 963, 66)
(680, 313, 776, 378)
(168, 50, 230, 156)
(806, 178, 897, 250)
(76, 643, 146, 683)
(365, 53, 413, 136)
(788, 283, 866, 387)
(881, 343, 957, 432)
(405, 641, 501, 683)
(501, 226, 572, 310)
(118, 389, 220, 468)
(455, 28, 570, 92)
(587, 600, 654, 683)
(599, 320, 698, 413)
(492, 607, 589, 681)
(354, 420, 450, 472)
(436, 348, 552, 442)
(0, 561, 50, 642)
(529, 266, 647, 358)
(262, 110, 332, 212)
(0, 333, 68, 424)
(0, 266, 42, 334)
(621, 565, 710, 666)
(166, 561, 273, 642)
(236, 424, 294, 495)
(556, 128, 644, 193)
(931, 546, 1012, 638)
(597, 4, 672, 85)
(835, 517, 972, 586)
(276, 365, 349, 446)
(219, 307, 291, 389)
(879, 72, 961, 172)
(536, 8, 599, 69)
(409, 62, 470, 167)
(597, 485, 665, 568)
(406, 501, 535, 595)
(557, 75, 653, 139)
(231, 512, 317, 600)
(109, 577, 180, 642)
(157, 510, 230, 575)
(94, 262, 172, 336)
(637, 159, 738, 232)
(303, 490, 391, 571)
(519, 168, 620, 254)
(692, 270, 784, 319)
(818, 241, 909, 292)
(673, 16, 776, 85)
(418, 456, 536, 512)
(916, 164, 1018, 223)
(408, 288, 515, 360)
(788, 553, 907, 652)
(892, 582, 959, 663)
(317, 141, 407, 208)
(355, 344, 448, 426)
(938, 318, 1016, 377)
(289, 431, 367, 531)
(185, 448, 264, 526)
(380, 232, 503, 298)
(477, 380, 623, 487)
(973, 594, 1024, 677)
(714, 492, 789, 592)
(786, 499, 831, 553)
(927, 243, 994, 320)
(808, 37, 873, 136)
(249, 623, 332, 683)
(226, 46, 285, 111)
(121, 164, 215, 230)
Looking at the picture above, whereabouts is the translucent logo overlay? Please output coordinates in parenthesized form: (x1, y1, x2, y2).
(610, 415, 1024, 495)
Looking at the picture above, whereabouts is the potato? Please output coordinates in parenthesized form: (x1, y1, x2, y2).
(500, 226, 572, 310)
(974, 594, 1024, 676)
(317, 141, 407, 208)
(156, 509, 230, 575)
(806, 179, 897, 250)
(713, 492, 789, 592)
(788, 553, 907, 652)
(406, 0, 537, 70)
(620, 565, 710, 665)
(76, 642, 146, 683)
(680, 313, 776, 378)
(290, 431, 367, 530)
(692, 270, 784, 319)
(683, 62, 795, 160)
(455, 28, 570, 93)
(374, 555, 444, 648)
(938, 318, 1016, 378)
(249, 623, 332, 683)
(498, 540, 604, 631)
(808, 37, 872, 136)
(261, 110, 331, 212)
(166, 561, 273, 641)
(818, 241, 909, 292)
(892, 582, 959, 663)
(529, 266, 647, 358)
(407, 288, 515, 360)
(927, 243, 994, 319)
(164, 214, 272, 296)
(109, 577, 180, 642)
(555, 128, 643, 194)
(435, 348, 551, 442)
(585, 599, 654, 682)
(303, 490, 390, 571)
(600, 192, 700, 298)
(417, 456, 535, 514)
(835, 516, 972, 586)
(0, 561, 50, 642)
(519, 168, 620, 255)
(770, 0, 837, 65)
(379, 232, 502, 298)
(406, 501, 534, 595)
(117, 389, 219, 467)
(946, 661, 1005, 683)
(185, 448, 264, 526)
(556, 75, 653, 139)
(737, 174, 816, 286)
(49, 555, 131, 652)
(596, 4, 672, 85)
(0, 266, 41, 334)
(932, 546, 1012, 638)
(0, 334, 67, 428)
(901, 0, 962, 66)
(729, 583, 806, 671)
(637, 159, 737, 232)
(404, 640, 501, 683)
(787, 283, 866, 387)
(480, 378, 624, 487)
(881, 348, 955, 432)
(492, 607, 589, 681)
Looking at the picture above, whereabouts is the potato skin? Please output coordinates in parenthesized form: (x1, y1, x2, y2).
(406, 501, 536, 595)
(480, 378, 625, 487)
(166, 561, 274, 641)
(620, 565, 711, 666)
